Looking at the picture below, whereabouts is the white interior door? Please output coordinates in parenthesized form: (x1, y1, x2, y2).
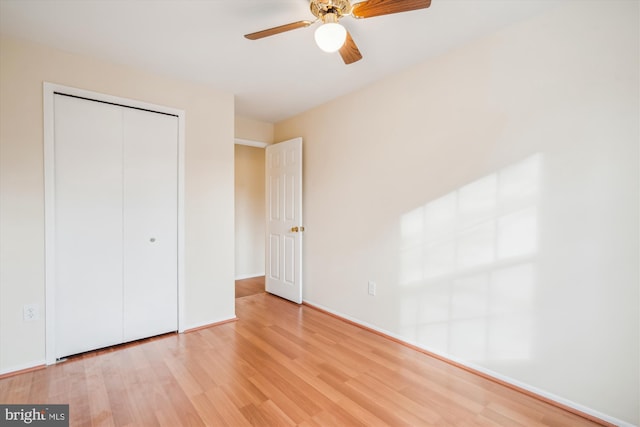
(53, 94, 178, 358)
(54, 95, 125, 358)
(265, 137, 303, 303)
(123, 109, 178, 342)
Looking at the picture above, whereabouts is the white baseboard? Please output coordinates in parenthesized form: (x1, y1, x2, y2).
(0, 359, 46, 377)
(302, 299, 634, 427)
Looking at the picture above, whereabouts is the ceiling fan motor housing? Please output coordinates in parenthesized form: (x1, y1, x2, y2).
(310, 0, 352, 20)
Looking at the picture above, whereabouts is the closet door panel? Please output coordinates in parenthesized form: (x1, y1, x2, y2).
(122, 109, 178, 342)
(54, 95, 124, 358)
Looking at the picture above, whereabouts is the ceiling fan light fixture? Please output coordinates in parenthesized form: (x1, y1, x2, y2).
(314, 22, 347, 53)
(245, 0, 432, 64)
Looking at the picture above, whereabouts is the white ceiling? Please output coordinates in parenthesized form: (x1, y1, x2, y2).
(0, 0, 554, 123)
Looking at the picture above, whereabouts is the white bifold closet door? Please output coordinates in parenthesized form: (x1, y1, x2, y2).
(53, 94, 178, 359)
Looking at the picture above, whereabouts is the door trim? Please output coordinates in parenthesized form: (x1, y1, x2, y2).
(234, 138, 269, 148)
(43, 82, 186, 365)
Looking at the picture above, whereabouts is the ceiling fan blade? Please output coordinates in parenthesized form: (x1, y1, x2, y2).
(244, 20, 313, 40)
(339, 31, 362, 65)
(351, 0, 431, 19)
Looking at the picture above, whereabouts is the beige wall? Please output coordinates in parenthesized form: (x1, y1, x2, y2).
(0, 36, 236, 373)
(275, 1, 639, 425)
(234, 145, 266, 279)
(235, 116, 274, 143)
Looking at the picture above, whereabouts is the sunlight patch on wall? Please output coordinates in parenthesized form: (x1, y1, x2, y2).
(398, 154, 541, 363)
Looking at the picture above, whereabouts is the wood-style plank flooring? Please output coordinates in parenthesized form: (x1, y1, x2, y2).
(235, 276, 265, 299)
(1, 284, 603, 426)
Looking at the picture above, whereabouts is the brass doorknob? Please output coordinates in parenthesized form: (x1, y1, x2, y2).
(291, 226, 299, 232)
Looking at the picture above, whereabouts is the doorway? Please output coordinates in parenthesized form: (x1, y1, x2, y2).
(233, 137, 304, 304)
(234, 140, 267, 281)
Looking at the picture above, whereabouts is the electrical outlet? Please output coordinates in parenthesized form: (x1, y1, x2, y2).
(368, 281, 376, 296)
(23, 304, 40, 321)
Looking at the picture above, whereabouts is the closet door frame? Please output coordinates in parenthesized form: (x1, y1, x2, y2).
(43, 82, 186, 365)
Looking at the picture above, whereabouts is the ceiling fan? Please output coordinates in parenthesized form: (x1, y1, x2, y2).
(244, 0, 432, 65)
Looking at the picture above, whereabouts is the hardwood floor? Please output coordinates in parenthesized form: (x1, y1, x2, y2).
(236, 276, 265, 298)
(1, 292, 604, 426)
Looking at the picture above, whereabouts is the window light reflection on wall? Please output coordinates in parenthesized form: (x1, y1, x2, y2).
(398, 153, 543, 363)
